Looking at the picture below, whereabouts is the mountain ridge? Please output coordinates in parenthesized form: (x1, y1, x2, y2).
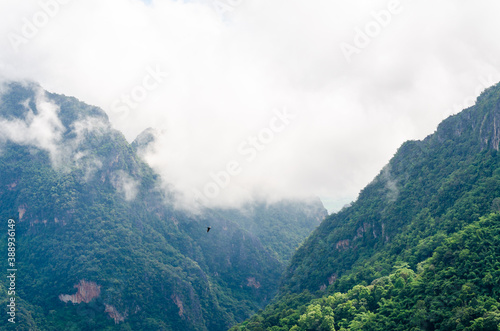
(284, 81, 500, 293)
(0, 81, 326, 330)
(233, 81, 500, 330)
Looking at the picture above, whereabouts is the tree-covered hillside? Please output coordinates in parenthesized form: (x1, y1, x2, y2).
(232, 83, 500, 330)
(0, 82, 325, 331)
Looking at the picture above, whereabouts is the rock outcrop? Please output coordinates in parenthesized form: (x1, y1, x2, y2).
(59, 280, 101, 304)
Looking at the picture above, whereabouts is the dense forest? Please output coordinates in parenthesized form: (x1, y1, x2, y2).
(0, 82, 326, 331)
(2, 80, 500, 330)
(231, 82, 500, 330)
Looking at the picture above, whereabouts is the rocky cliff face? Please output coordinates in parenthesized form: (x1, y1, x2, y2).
(59, 280, 101, 304)
(432, 83, 500, 151)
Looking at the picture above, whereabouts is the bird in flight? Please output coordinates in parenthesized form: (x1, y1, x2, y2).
(207, 227, 211, 233)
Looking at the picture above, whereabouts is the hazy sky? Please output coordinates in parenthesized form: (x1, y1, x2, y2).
(1, 0, 500, 212)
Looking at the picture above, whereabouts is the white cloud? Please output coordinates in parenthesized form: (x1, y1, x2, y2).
(1, 0, 500, 212)
(0, 86, 65, 166)
(111, 170, 139, 201)
(0, 83, 110, 176)
(71, 116, 110, 147)
(69, 117, 110, 181)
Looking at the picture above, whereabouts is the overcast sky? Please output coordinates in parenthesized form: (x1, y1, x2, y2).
(1, 0, 500, 212)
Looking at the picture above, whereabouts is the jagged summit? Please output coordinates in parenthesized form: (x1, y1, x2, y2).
(131, 127, 162, 152)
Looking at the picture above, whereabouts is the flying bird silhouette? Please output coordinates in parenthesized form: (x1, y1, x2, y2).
(207, 227, 211, 233)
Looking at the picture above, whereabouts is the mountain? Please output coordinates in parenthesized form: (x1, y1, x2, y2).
(233, 82, 500, 330)
(0, 81, 326, 331)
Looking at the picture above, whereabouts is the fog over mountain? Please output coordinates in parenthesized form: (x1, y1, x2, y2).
(1, 0, 500, 211)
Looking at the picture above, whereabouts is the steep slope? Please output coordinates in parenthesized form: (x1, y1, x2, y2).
(0, 81, 325, 330)
(237, 214, 500, 330)
(233, 82, 500, 330)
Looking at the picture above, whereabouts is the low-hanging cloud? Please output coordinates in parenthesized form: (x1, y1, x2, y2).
(111, 170, 139, 201)
(381, 165, 399, 203)
(0, 84, 112, 180)
(1, 0, 500, 211)
(0, 86, 65, 166)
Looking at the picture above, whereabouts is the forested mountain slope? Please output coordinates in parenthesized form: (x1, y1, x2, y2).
(0, 82, 325, 331)
(233, 83, 500, 330)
